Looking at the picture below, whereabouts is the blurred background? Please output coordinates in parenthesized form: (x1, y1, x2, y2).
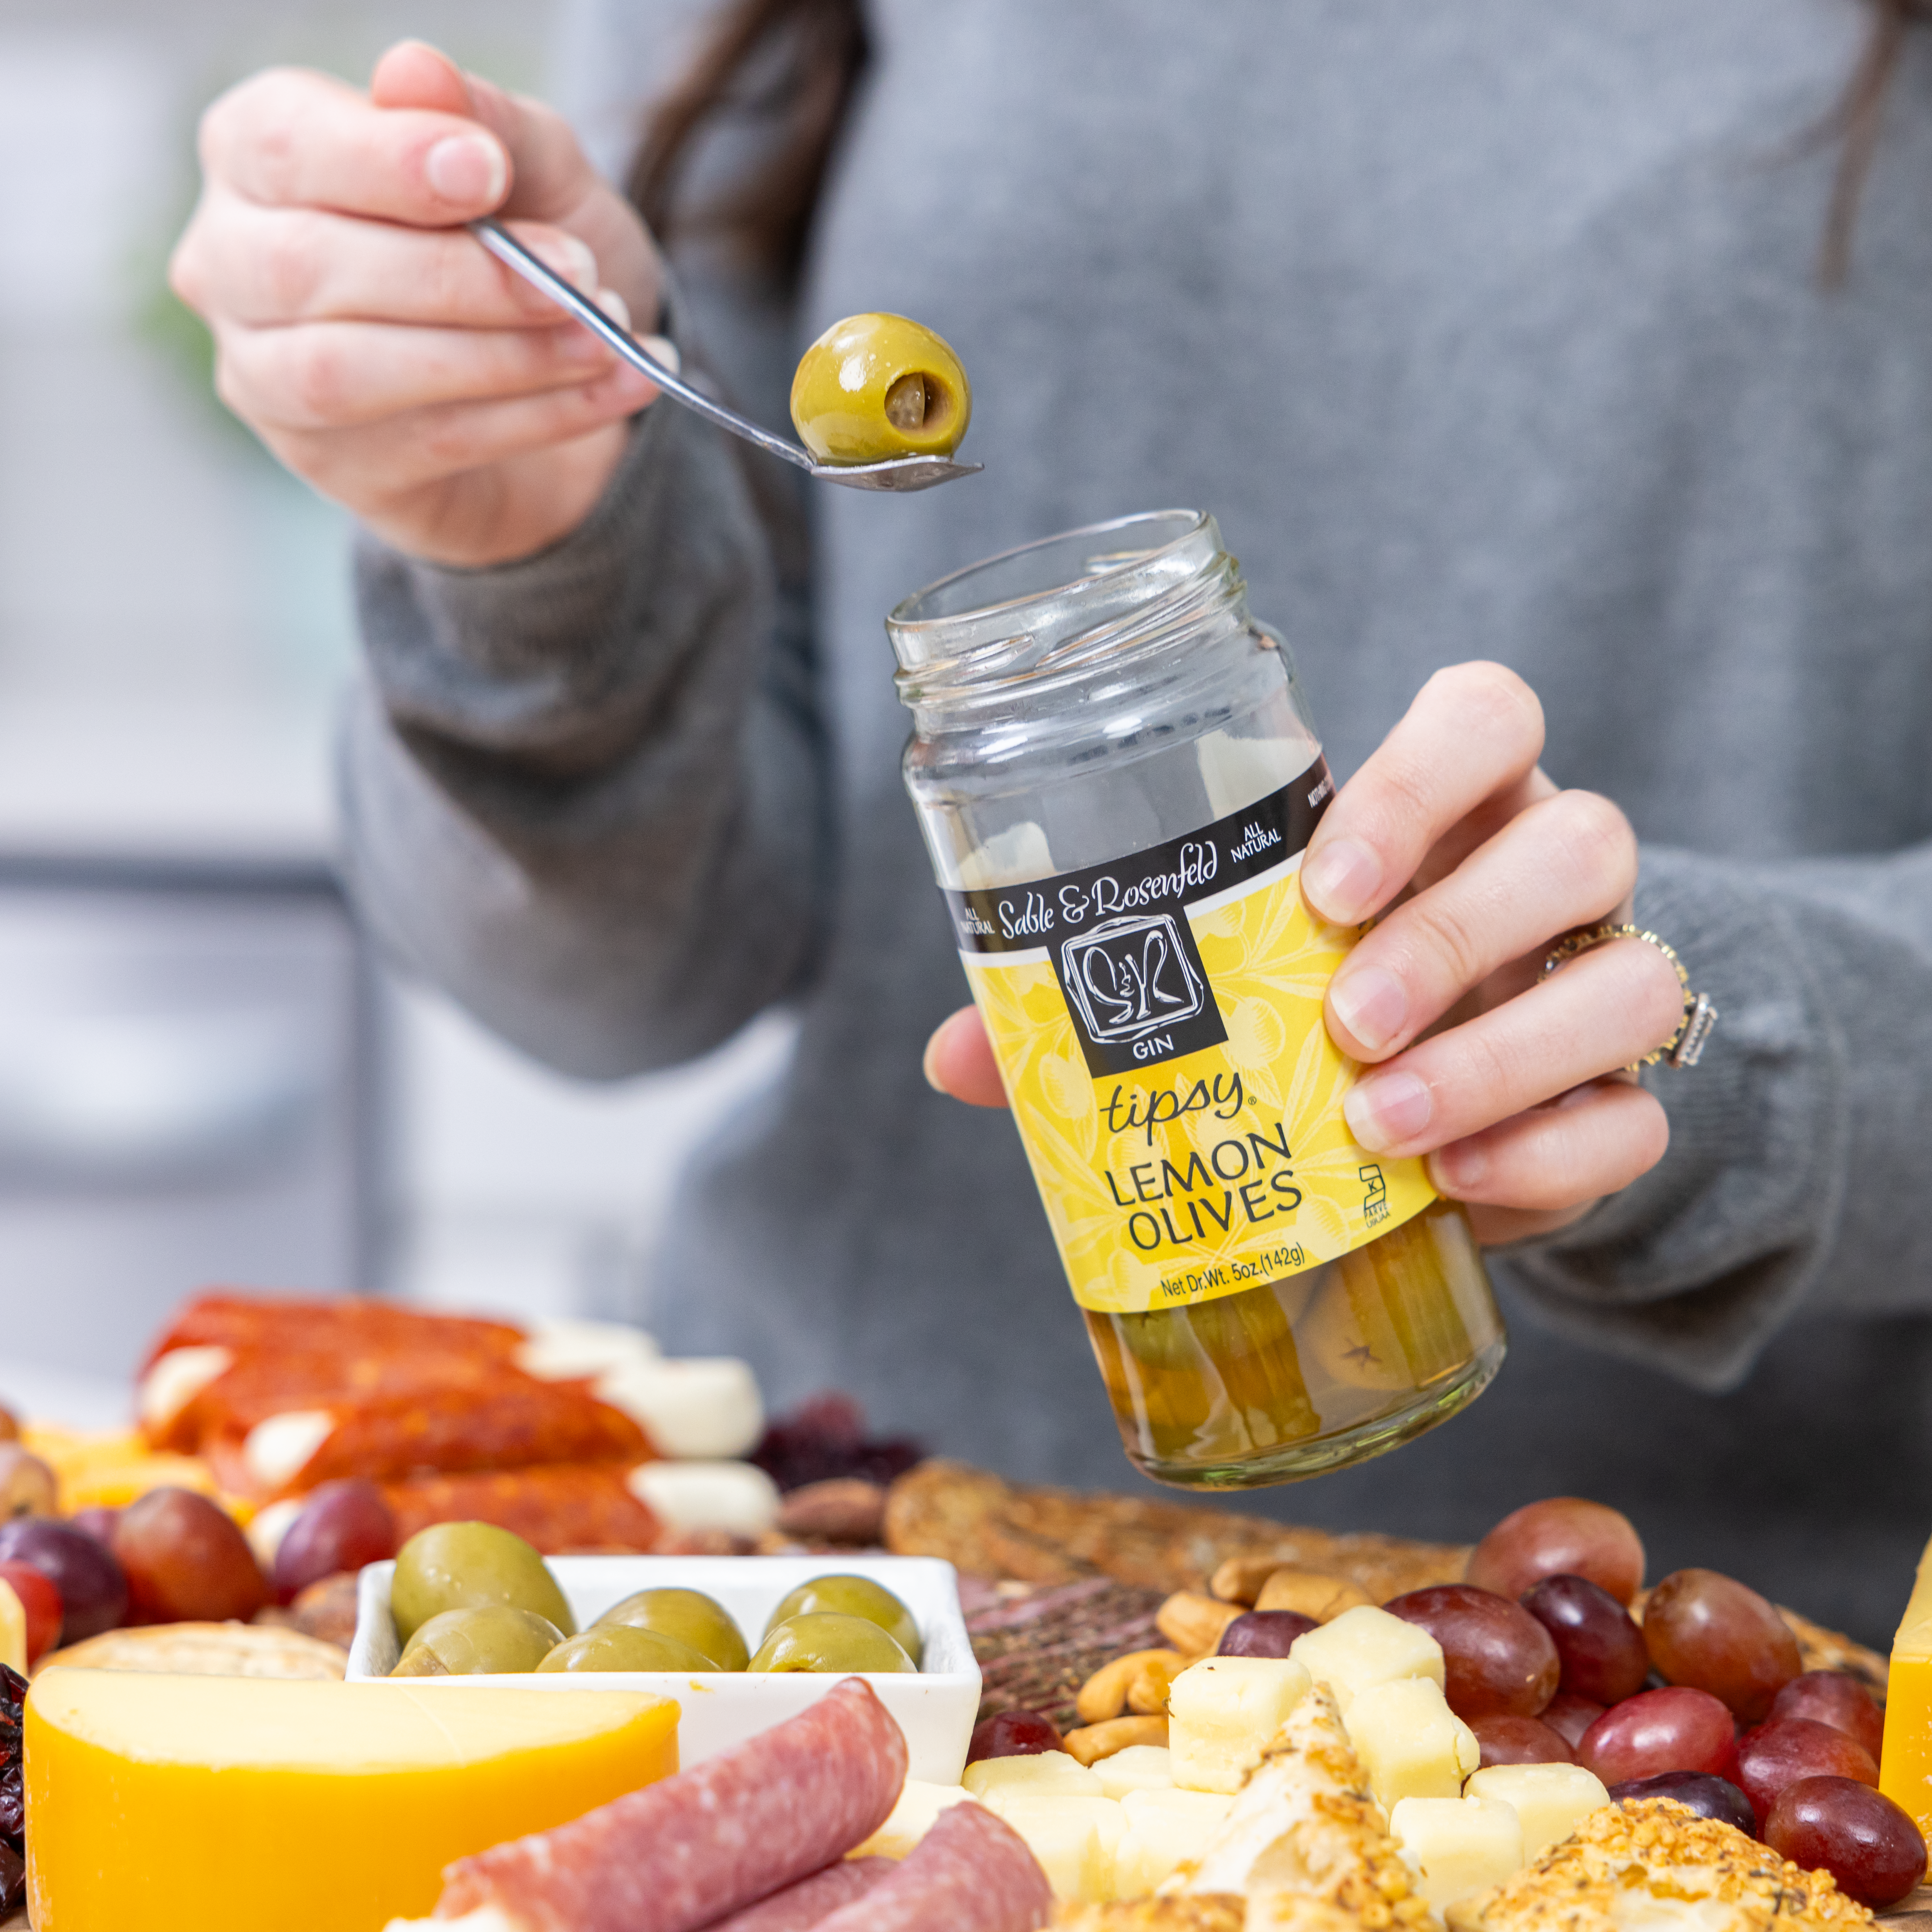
(0, 0, 792, 1421)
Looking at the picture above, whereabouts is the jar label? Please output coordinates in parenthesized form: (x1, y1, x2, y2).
(948, 765, 1438, 1313)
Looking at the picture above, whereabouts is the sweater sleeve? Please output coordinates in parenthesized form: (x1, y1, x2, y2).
(339, 379, 829, 1079)
(1499, 838, 1932, 1386)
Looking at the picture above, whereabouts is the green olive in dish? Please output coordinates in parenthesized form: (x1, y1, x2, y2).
(763, 1575, 923, 1666)
(389, 1521, 575, 1646)
(390, 1605, 563, 1676)
(790, 314, 972, 465)
(538, 1625, 716, 1673)
(747, 1610, 916, 1675)
(593, 1586, 749, 1671)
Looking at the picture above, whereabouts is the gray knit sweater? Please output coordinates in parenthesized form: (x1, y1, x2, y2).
(347, 0, 1932, 1640)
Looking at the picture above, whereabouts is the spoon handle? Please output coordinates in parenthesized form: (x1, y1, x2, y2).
(469, 218, 815, 474)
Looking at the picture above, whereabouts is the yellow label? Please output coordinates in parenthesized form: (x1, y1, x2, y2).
(966, 858, 1436, 1314)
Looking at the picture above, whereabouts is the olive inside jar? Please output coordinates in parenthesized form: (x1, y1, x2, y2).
(890, 511, 1505, 1487)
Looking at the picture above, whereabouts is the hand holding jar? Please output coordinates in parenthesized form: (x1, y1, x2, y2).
(923, 660, 1688, 1249)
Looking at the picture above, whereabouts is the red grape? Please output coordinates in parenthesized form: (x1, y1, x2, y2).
(0, 1517, 126, 1640)
(1577, 1686, 1736, 1786)
(272, 1479, 398, 1604)
(0, 1562, 60, 1662)
(67, 1506, 121, 1549)
(1735, 1718, 1876, 1829)
(1643, 1569, 1801, 1722)
(1609, 1772, 1756, 1836)
(1466, 1498, 1645, 1606)
(113, 1488, 268, 1625)
(1470, 1714, 1575, 1767)
(1521, 1574, 1649, 1705)
(968, 1710, 1062, 1763)
(1767, 1673, 1885, 1763)
(1764, 1776, 1927, 1908)
(1219, 1610, 1319, 1657)
(1542, 1691, 1606, 1750)
(1384, 1584, 1559, 1719)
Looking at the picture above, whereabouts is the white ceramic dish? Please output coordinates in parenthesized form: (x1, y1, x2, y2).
(348, 1553, 980, 1784)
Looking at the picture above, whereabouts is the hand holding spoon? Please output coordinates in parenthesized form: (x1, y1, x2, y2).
(470, 219, 981, 494)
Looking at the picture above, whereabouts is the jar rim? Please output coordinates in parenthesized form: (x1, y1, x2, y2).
(886, 509, 1210, 668)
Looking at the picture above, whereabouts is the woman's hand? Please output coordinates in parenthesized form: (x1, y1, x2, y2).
(170, 40, 664, 567)
(923, 663, 1687, 1246)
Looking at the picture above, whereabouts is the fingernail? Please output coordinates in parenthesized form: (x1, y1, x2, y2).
(922, 1033, 947, 1093)
(1329, 965, 1407, 1054)
(1344, 1069, 1432, 1151)
(530, 234, 598, 288)
(594, 287, 632, 330)
(1302, 838, 1381, 923)
(426, 133, 506, 206)
(1429, 1140, 1487, 1193)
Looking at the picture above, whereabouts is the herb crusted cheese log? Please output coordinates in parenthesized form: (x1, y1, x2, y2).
(1449, 1798, 1877, 1932)
(1174, 1684, 1431, 1932)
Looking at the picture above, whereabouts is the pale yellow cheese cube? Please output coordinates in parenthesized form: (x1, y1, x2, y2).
(1115, 1787, 1236, 1894)
(1463, 1763, 1609, 1860)
(1390, 1795, 1526, 1913)
(963, 1749, 1104, 1800)
(1345, 1676, 1479, 1809)
(1095, 1745, 1176, 1801)
(1288, 1604, 1445, 1713)
(982, 1792, 1125, 1903)
(846, 1780, 979, 1859)
(1167, 1655, 1312, 1795)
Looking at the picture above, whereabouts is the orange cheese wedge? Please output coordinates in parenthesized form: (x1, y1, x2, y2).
(1882, 1534, 1932, 1837)
(26, 1669, 679, 1932)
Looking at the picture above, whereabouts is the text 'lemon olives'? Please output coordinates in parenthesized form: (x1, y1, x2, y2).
(790, 314, 971, 465)
(747, 1610, 916, 1674)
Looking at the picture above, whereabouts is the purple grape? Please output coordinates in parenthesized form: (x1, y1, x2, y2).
(0, 1517, 127, 1640)
(1609, 1770, 1756, 1836)
(1217, 1610, 1319, 1657)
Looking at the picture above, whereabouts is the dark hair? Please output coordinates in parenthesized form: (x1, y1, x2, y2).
(630, 0, 1922, 285)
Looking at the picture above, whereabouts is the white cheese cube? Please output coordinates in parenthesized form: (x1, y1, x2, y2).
(1464, 1763, 1609, 1861)
(1095, 1745, 1176, 1801)
(597, 1357, 763, 1459)
(625, 1459, 779, 1535)
(1346, 1677, 1480, 1809)
(1390, 1795, 1526, 1913)
(515, 1318, 659, 1381)
(963, 1750, 1104, 1800)
(981, 1793, 1124, 1903)
(1166, 1655, 1312, 1795)
(847, 1781, 979, 1859)
(1115, 1788, 1236, 1893)
(1288, 1604, 1445, 1713)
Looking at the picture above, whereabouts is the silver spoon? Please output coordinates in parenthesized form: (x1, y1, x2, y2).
(470, 219, 981, 493)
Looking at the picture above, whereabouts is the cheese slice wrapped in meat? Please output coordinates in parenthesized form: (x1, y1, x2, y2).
(1170, 1682, 1434, 1932)
(383, 1464, 662, 1554)
(140, 1292, 525, 1381)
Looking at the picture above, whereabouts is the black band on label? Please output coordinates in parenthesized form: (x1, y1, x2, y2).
(945, 760, 1335, 1078)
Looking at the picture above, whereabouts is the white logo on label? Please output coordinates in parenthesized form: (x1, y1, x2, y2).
(1061, 913, 1207, 1047)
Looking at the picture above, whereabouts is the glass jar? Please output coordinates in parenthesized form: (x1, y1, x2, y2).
(889, 510, 1505, 1488)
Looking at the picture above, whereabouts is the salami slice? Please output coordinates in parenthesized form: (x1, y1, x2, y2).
(701, 1858, 892, 1932)
(807, 1803, 1052, 1932)
(432, 1678, 909, 1932)
(383, 1464, 662, 1554)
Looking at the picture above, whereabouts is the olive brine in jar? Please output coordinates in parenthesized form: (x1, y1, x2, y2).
(889, 512, 1505, 1488)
